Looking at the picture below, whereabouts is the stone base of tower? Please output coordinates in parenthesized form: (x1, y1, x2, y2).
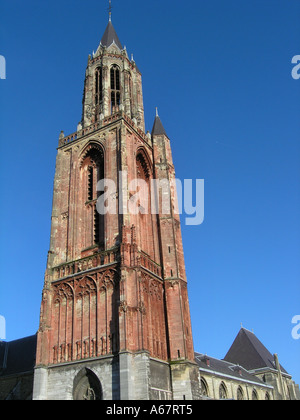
(33, 355, 120, 400)
(32, 367, 48, 400)
(119, 352, 173, 400)
(33, 353, 198, 400)
(170, 361, 201, 400)
(119, 352, 149, 400)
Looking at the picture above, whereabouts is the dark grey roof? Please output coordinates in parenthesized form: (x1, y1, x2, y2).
(195, 352, 268, 386)
(0, 335, 37, 377)
(151, 115, 168, 137)
(224, 328, 288, 374)
(100, 21, 123, 50)
(0, 342, 6, 370)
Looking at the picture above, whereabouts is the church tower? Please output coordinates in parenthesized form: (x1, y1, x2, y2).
(33, 13, 200, 401)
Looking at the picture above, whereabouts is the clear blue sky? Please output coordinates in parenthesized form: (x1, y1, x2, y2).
(0, 0, 299, 386)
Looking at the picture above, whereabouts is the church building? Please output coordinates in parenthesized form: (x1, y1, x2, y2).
(0, 13, 299, 401)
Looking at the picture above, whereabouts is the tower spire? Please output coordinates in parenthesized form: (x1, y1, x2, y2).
(108, 0, 112, 22)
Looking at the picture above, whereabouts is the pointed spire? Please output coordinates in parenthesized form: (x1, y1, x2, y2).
(100, 21, 123, 50)
(151, 108, 168, 137)
(99, 1, 122, 50)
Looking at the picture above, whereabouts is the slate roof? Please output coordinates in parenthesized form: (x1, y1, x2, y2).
(195, 352, 270, 387)
(0, 335, 37, 377)
(224, 328, 288, 374)
(0, 328, 288, 384)
(100, 21, 123, 50)
(151, 115, 168, 137)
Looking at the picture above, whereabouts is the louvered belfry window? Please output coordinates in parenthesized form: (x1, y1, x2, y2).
(95, 67, 103, 106)
(110, 65, 120, 113)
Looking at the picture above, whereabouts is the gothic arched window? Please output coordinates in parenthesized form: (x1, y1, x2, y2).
(135, 150, 153, 258)
(81, 145, 105, 248)
(219, 382, 228, 400)
(237, 386, 244, 400)
(252, 389, 258, 400)
(94, 67, 103, 122)
(200, 378, 209, 398)
(95, 67, 103, 106)
(110, 65, 120, 113)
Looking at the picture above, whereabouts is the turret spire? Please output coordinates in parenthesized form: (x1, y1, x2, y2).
(152, 108, 168, 137)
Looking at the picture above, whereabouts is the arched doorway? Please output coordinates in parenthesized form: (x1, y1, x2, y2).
(73, 368, 102, 400)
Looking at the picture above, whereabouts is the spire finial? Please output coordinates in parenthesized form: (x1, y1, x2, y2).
(108, 0, 112, 22)
(155, 107, 159, 117)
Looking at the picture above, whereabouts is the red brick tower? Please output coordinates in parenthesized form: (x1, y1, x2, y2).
(33, 17, 200, 400)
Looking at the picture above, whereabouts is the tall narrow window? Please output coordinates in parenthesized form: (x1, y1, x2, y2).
(219, 383, 227, 400)
(136, 151, 154, 259)
(81, 145, 105, 249)
(94, 207, 100, 244)
(200, 379, 209, 398)
(88, 166, 94, 201)
(95, 67, 103, 106)
(237, 387, 244, 400)
(110, 65, 121, 113)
